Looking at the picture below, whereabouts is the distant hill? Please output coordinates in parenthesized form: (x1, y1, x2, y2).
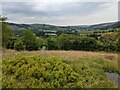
(88, 22, 120, 30)
(8, 21, 120, 35)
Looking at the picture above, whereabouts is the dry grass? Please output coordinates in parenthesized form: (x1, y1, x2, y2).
(2, 49, 118, 65)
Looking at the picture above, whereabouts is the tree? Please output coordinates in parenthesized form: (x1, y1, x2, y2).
(36, 31, 45, 37)
(14, 38, 25, 51)
(58, 34, 69, 50)
(78, 36, 99, 51)
(47, 36, 59, 50)
(99, 31, 118, 51)
(21, 29, 38, 51)
(58, 34, 77, 50)
(1, 16, 14, 48)
(36, 37, 48, 50)
(58, 34, 102, 51)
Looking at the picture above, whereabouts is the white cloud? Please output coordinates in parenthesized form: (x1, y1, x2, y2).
(2, 0, 119, 2)
(2, 1, 118, 25)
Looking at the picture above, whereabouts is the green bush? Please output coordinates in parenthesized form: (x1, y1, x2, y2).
(99, 31, 118, 51)
(57, 34, 104, 51)
(47, 36, 59, 50)
(21, 29, 38, 51)
(2, 55, 83, 88)
(14, 38, 25, 51)
(36, 37, 48, 50)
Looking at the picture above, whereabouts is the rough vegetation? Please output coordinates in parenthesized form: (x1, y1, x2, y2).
(2, 55, 84, 88)
(2, 49, 119, 88)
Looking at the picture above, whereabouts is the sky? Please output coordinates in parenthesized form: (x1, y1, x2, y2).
(1, 0, 119, 26)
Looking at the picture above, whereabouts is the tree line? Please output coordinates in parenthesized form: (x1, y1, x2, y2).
(1, 17, 119, 52)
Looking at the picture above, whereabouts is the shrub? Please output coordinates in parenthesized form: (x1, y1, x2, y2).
(21, 29, 38, 51)
(2, 55, 83, 88)
(47, 36, 59, 50)
(36, 37, 47, 50)
(14, 38, 25, 51)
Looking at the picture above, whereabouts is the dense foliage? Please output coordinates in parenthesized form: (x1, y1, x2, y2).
(2, 55, 83, 88)
(1, 17, 14, 48)
(3, 29, 119, 52)
(57, 34, 101, 51)
(20, 30, 38, 50)
(14, 38, 25, 51)
(99, 31, 118, 51)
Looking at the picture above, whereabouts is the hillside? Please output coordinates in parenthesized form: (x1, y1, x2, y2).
(8, 21, 120, 35)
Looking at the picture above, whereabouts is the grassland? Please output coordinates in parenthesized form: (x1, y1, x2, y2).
(3, 49, 118, 64)
(2, 49, 119, 88)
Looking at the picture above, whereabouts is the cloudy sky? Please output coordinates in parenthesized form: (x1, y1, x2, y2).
(1, 0, 119, 26)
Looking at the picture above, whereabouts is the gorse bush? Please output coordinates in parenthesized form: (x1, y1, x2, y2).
(2, 55, 83, 88)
